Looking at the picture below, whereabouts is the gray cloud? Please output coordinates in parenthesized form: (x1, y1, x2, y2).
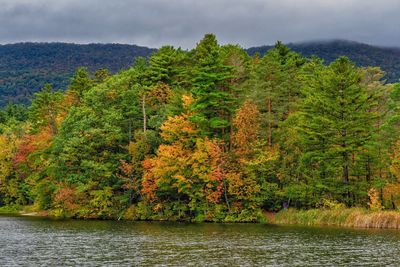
(0, 0, 399, 48)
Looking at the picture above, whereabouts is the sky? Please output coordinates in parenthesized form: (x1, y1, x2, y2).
(0, 0, 399, 49)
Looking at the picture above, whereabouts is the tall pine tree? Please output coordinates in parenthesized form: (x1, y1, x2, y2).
(190, 34, 235, 140)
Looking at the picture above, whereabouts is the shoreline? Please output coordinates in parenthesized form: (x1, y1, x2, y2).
(2, 206, 400, 230)
(274, 208, 400, 230)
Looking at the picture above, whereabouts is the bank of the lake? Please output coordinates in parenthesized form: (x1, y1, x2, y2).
(0, 205, 23, 215)
(3, 204, 400, 230)
(275, 208, 400, 229)
(0, 206, 400, 229)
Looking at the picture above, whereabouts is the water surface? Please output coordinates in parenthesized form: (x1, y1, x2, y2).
(0, 215, 399, 266)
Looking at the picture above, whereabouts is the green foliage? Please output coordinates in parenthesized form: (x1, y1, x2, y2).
(147, 46, 188, 86)
(190, 34, 235, 138)
(29, 84, 63, 134)
(0, 34, 399, 223)
(285, 57, 387, 206)
(4, 40, 400, 107)
(68, 67, 93, 102)
(0, 204, 22, 214)
(0, 43, 155, 106)
(0, 103, 28, 124)
(247, 40, 400, 83)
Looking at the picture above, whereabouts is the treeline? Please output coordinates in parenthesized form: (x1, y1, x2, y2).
(4, 40, 400, 108)
(0, 34, 399, 222)
(248, 40, 400, 83)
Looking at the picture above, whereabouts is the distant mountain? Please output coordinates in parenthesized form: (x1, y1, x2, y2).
(0, 43, 156, 106)
(247, 40, 400, 83)
(1, 40, 400, 106)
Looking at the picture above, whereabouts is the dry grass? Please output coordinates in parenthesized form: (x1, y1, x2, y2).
(275, 208, 400, 229)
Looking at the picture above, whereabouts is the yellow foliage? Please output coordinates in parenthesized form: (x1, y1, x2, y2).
(146, 83, 172, 109)
(142, 105, 226, 206)
(225, 172, 260, 200)
(368, 188, 384, 211)
(232, 100, 260, 157)
(182, 94, 194, 108)
(160, 114, 197, 143)
(383, 183, 400, 209)
(0, 133, 17, 183)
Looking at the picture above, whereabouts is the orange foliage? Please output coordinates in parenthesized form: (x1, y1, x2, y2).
(383, 183, 400, 209)
(147, 83, 172, 109)
(232, 100, 260, 157)
(142, 101, 227, 206)
(53, 183, 81, 212)
(13, 127, 53, 166)
(160, 100, 197, 143)
(368, 188, 384, 211)
(182, 94, 194, 107)
(142, 138, 226, 205)
(204, 139, 225, 203)
(142, 142, 192, 198)
(118, 159, 141, 192)
(141, 157, 159, 203)
(191, 138, 225, 203)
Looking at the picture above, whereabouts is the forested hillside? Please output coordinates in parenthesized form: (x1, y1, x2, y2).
(248, 40, 400, 82)
(1, 40, 400, 107)
(0, 43, 155, 106)
(1, 34, 399, 222)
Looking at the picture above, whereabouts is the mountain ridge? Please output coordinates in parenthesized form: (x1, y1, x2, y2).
(247, 40, 400, 83)
(0, 42, 156, 106)
(1, 40, 400, 106)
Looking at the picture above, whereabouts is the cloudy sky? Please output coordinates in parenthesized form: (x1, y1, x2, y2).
(0, 0, 399, 48)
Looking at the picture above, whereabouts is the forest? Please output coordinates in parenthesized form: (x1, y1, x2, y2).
(0, 43, 155, 106)
(3, 40, 400, 108)
(0, 34, 399, 222)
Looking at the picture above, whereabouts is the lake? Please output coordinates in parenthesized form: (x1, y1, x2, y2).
(0, 215, 399, 266)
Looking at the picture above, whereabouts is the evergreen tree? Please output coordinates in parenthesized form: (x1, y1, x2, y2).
(147, 46, 188, 86)
(94, 68, 110, 84)
(190, 34, 235, 139)
(296, 57, 379, 203)
(68, 67, 93, 102)
(249, 42, 304, 146)
(29, 84, 63, 135)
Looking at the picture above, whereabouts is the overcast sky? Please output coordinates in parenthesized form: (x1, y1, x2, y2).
(0, 0, 399, 48)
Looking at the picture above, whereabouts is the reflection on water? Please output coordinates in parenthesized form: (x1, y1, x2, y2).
(0, 215, 399, 266)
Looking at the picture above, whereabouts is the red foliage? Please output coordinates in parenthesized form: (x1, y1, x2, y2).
(54, 183, 80, 212)
(204, 139, 225, 203)
(13, 127, 53, 166)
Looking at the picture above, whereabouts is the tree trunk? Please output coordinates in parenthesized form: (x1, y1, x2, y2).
(343, 162, 349, 183)
(267, 96, 272, 147)
(50, 113, 58, 136)
(142, 94, 147, 132)
(223, 180, 230, 210)
(341, 129, 349, 183)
